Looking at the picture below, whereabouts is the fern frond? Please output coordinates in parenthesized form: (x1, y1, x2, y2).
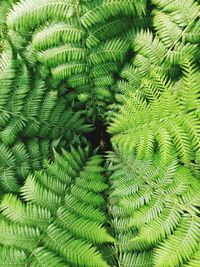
(81, 0, 147, 28)
(0, 142, 19, 192)
(120, 187, 153, 212)
(1, 2, 200, 266)
(0, 194, 51, 229)
(38, 91, 57, 123)
(0, 219, 40, 252)
(34, 170, 66, 196)
(37, 44, 86, 67)
(0, 147, 112, 266)
(185, 19, 200, 43)
(20, 175, 62, 211)
(89, 38, 129, 65)
(138, 207, 181, 245)
(119, 252, 153, 266)
(52, 62, 87, 80)
(57, 207, 114, 244)
(30, 247, 67, 267)
(64, 194, 107, 224)
(0, 246, 27, 266)
(76, 175, 108, 192)
(184, 244, 200, 267)
(128, 195, 165, 228)
(0, 117, 26, 145)
(44, 223, 110, 267)
(86, 16, 132, 48)
(153, 215, 200, 267)
(164, 118, 194, 164)
(160, 0, 200, 27)
(33, 21, 84, 50)
(179, 60, 200, 112)
(153, 11, 182, 48)
(71, 185, 105, 208)
(0, 51, 15, 113)
(7, 0, 75, 30)
(133, 30, 167, 64)
(166, 42, 199, 65)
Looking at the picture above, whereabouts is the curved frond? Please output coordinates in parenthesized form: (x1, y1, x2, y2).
(153, 215, 200, 267)
(7, 0, 75, 30)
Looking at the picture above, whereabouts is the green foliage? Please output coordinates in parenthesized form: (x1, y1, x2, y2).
(0, 146, 113, 266)
(4, 0, 149, 118)
(107, 150, 200, 267)
(7, 0, 76, 30)
(0, 138, 56, 192)
(0, 0, 200, 266)
(108, 23, 200, 165)
(119, 252, 153, 267)
(107, 38, 200, 253)
(0, 246, 27, 267)
(0, 49, 92, 146)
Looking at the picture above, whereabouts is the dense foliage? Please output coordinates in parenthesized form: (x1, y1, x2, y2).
(0, 0, 199, 266)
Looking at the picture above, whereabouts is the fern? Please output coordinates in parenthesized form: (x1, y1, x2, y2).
(5, 0, 147, 117)
(153, 215, 200, 267)
(0, 138, 58, 192)
(0, 49, 92, 150)
(7, 0, 76, 30)
(0, 246, 27, 266)
(80, 0, 147, 28)
(0, 146, 113, 266)
(183, 244, 200, 267)
(108, 59, 200, 165)
(107, 150, 200, 266)
(0, 1, 200, 266)
(32, 21, 85, 50)
(119, 251, 153, 266)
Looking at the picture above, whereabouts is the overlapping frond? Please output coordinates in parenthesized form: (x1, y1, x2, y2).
(0, 138, 57, 192)
(107, 151, 200, 267)
(0, 246, 27, 267)
(108, 57, 200, 165)
(0, 1, 200, 266)
(5, 0, 148, 118)
(7, 0, 76, 30)
(0, 146, 113, 266)
(0, 50, 92, 146)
